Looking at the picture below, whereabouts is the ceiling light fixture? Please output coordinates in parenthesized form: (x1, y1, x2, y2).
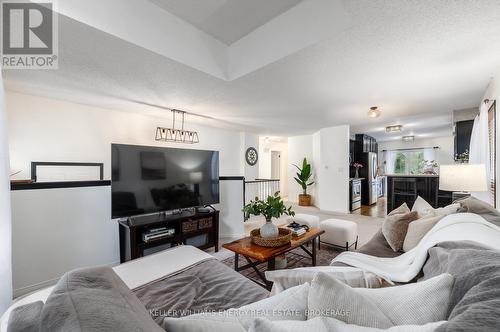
(155, 109, 199, 144)
(402, 135, 414, 142)
(386, 125, 403, 133)
(367, 106, 381, 118)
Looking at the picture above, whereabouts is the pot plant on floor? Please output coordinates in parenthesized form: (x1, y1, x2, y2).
(293, 158, 314, 206)
(243, 192, 295, 238)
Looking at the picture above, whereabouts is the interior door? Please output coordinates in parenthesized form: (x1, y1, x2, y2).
(271, 151, 281, 179)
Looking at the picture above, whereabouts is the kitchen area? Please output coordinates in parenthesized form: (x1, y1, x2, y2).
(349, 134, 387, 218)
(349, 109, 476, 217)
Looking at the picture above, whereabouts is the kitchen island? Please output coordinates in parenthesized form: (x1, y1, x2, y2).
(386, 174, 453, 213)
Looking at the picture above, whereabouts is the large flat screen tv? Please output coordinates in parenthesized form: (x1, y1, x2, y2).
(111, 144, 219, 218)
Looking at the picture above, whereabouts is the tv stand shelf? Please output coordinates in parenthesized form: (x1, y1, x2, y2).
(118, 209, 219, 263)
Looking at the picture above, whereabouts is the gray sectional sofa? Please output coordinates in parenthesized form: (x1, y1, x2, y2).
(6, 197, 500, 331)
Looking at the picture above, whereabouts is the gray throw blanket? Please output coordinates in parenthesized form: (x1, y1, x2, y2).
(133, 258, 269, 324)
(419, 241, 500, 332)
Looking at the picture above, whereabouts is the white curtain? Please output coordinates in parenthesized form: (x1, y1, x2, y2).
(0, 73, 12, 315)
(384, 150, 395, 174)
(469, 102, 490, 202)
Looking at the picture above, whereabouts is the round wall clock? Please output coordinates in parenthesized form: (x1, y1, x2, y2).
(245, 147, 258, 166)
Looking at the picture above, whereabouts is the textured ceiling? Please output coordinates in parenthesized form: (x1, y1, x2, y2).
(4, 0, 500, 138)
(147, 0, 302, 45)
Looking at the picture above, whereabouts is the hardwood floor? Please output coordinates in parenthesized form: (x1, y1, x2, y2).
(351, 197, 387, 218)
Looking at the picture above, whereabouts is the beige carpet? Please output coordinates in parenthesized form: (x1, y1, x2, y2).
(209, 203, 383, 262)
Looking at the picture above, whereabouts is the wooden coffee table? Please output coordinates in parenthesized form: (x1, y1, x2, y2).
(223, 228, 324, 289)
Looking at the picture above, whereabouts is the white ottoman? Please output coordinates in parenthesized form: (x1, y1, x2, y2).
(319, 219, 358, 251)
(289, 213, 320, 228)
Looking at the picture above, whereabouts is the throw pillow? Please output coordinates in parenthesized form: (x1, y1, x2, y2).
(382, 209, 419, 252)
(248, 317, 446, 332)
(402, 215, 443, 252)
(265, 266, 391, 295)
(163, 283, 310, 332)
(389, 202, 410, 215)
(411, 196, 436, 218)
(307, 272, 454, 329)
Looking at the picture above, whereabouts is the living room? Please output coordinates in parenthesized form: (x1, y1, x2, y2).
(2, 1, 500, 331)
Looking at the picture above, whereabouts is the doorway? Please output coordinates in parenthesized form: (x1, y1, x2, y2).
(271, 151, 280, 179)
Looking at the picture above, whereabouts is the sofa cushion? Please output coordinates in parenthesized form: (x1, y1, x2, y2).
(402, 215, 443, 252)
(355, 230, 402, 258)
(420, 241, 500, 332)
(382, 205, 419, 252)
(248, 316, 446, 332)
(411, 196, 436, 218)
(163, 283, 309, 331)
(456, 196, 500, 226)
(308, 272, 453, 329)
(40, 266, 164, 332)
(7, 301, 43, 332)
(265, 266, 390, 294)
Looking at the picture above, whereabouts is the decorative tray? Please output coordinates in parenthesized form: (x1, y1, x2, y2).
(250, 228, 292, 247)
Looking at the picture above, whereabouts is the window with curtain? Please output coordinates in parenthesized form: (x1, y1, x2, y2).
(384, 148, 436, 174)
(488, 101, 496, 207)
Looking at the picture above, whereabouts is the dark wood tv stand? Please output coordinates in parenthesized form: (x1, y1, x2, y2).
(118, 209, 219, 263)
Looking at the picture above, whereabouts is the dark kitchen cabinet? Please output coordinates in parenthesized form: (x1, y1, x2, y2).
(454, 120, 474, 160)
(386, 175, 453, 213)
(354, 134, 377, 153)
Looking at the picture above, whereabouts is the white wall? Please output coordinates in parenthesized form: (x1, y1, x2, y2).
(314, 126, 350, 213)
(378, 136, 455, 172)
(11, 186, 116, 297)
(7, 92, 244, 180)
(6, 91, 252, 294)
(287, 126, 350, 213)
(219, 179, 245, 238)
(0, 75, 12, 314)
(258, 138, 288, 197)
(287, 135, 314, 204)
(241, 132, 259, 180)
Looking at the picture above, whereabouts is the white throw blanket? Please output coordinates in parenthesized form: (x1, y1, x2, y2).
(332, 213, 500, 283)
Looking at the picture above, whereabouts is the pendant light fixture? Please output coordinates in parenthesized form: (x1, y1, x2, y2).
(155, 109, 199, 144)
(386, 125, 403, 133)
(367, 106, 381, 118)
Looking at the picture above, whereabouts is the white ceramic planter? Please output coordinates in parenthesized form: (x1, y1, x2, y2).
(260, 219, 278, 238)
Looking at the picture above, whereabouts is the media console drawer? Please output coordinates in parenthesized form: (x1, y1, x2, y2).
(182, 220, 198, 233)
(198, 218, 213, 229)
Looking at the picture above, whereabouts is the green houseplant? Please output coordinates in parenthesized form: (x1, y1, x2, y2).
(243, 192, 295, 238)
(293, 158, 314, 206)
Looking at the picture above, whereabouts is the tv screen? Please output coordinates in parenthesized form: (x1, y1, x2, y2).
(111, 144, 219, 218)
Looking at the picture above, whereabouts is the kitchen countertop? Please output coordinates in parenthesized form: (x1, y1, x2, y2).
(349, 178, 365, 181)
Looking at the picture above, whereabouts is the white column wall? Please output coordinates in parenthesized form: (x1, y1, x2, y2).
(287, 126, 350, 213)
(287, 135, 314, 204)
(0, 73, 12, 314)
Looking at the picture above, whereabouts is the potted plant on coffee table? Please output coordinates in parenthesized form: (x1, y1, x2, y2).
(293, 158, 314, 206)
(243, 192, 295, 238)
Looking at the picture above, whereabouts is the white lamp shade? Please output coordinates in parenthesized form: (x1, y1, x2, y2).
(439, 164, 488, 192)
